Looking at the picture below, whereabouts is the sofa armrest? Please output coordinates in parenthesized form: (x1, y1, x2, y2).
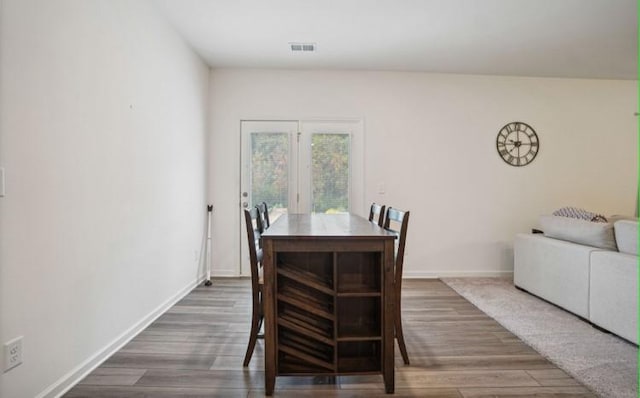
(614, 220, 638, 255)
(514, 233, 603, 319)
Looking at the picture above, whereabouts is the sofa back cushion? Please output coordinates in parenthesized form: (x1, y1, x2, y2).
(614, 220, 638, 255)
(539, 215, 617, 251)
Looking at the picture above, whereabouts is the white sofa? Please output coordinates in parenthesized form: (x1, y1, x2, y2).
(514, 217, 638, 344)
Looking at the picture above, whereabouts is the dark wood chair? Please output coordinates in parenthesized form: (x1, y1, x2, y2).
(256, 202, 270, 232)
(242, 207, 264, 366)
(383, 207, 410, 365)
(368, 203, 386, 227)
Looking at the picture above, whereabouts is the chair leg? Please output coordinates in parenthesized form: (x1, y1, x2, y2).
(257, 292, 264, 338)
(395, 301, 410, 365)
(243, 301, 262, 366)
(257, 315, 264, 338)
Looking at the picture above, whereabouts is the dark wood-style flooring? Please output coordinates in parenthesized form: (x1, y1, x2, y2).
(64, 279, 595, 397)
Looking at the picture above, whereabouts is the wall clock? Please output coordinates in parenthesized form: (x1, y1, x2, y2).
(496, 121, 539, 167)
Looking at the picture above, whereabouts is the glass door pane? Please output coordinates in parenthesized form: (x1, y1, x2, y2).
(311, 133, 350, 214)
(240, 120, 297, 275)
(250, 132, 290, 220)
(299, 120, 362, 215)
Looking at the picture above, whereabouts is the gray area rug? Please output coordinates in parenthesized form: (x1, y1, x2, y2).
(441, 277, 638, 398)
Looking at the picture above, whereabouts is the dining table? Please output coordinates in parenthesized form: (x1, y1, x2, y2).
(260, 212, 397, 395)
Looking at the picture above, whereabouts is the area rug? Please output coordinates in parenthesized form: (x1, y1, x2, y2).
(441, 277, 638, 398)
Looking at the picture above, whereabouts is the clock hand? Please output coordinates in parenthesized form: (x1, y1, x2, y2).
(509, 139, 524, 148)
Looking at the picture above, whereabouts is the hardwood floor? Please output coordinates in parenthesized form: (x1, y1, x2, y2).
(64, 279, 596, 397)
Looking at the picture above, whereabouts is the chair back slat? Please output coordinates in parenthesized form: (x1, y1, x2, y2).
(383, 207, 409, 282)
(369, 203, 386, 227)
(243, 208, 263, 290)
(256, 202, 270, 232)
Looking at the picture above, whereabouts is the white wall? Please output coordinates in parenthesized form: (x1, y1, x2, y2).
(0, 1, 209, 397)
(208, 69, 637, 277)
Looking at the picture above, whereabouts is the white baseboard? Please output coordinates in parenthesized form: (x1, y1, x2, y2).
(39, 275, 205, 398)
(403, 270, 514, 278)
(212, 270, 515, 279)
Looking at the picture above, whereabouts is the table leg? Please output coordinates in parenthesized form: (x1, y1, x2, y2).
(383, 239, 395, 393)
(263, 240, 276, 395)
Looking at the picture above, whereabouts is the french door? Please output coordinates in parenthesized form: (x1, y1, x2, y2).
(239, 119, 363, 275)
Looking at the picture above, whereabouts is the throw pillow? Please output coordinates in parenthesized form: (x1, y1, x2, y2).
(552, 206, 607, 222)
(539, 215, 617, 250)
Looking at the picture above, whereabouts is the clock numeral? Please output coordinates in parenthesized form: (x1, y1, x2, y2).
(505, 124, 514, 133)
(506, 155, 514, 164)
(499, 148, 509, 157)
(514, 123, 521, 132)
(530, 141, 539, 148)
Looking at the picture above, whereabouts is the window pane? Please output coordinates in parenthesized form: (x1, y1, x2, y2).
(251, 133, 289, 215)
(311, 133, 350, 214)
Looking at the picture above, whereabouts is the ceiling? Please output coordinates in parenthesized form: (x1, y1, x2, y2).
(154, 0, 638, 80)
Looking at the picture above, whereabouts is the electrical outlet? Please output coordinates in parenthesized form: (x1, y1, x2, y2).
(4, 336, 23, 372)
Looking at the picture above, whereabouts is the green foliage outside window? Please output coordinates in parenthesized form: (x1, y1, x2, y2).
(250, 132, 350, 214)
(311, 133, 349, 213)
(251, 133, 288, 209)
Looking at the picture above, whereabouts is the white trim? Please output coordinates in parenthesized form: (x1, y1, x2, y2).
(39, 276, 205, 398)
(403, 270, 514, 279)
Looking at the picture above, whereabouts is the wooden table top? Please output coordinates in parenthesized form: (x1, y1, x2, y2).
(262, 213, 396, 240)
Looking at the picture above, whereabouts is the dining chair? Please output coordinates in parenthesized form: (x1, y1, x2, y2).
(242, 207, 264, 366)
(256, 201, 270, 233)
(368, 203, 386, 227)
(383, 206, 410, 365)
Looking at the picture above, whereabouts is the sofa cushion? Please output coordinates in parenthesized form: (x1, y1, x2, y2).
(614, 220, 638, 255)
(608, 214, 637, 224)
(539, 215, 617, 251)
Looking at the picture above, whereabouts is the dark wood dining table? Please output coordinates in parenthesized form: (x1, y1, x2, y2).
(260, 213, 397, 395)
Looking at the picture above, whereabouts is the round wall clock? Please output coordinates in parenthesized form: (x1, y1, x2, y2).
(496, 121, 539, 167)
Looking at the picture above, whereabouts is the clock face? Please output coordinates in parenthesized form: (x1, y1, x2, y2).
(496, 122, 539, 167)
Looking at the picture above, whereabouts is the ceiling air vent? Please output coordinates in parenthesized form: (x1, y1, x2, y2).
(290, 42, 316, 52)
